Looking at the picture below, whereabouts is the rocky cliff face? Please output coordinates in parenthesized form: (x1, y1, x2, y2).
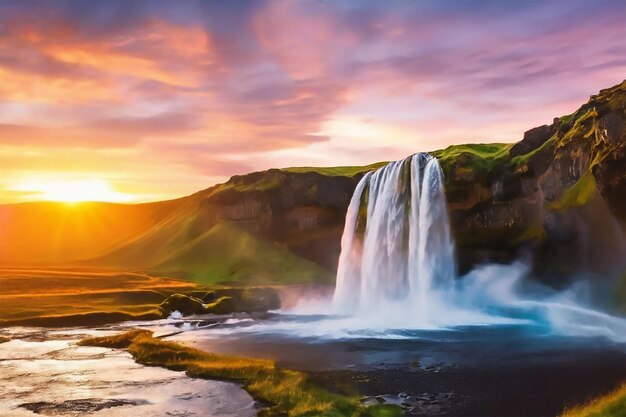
(435, 81, 626, 285)
(193, 169, 370, 272)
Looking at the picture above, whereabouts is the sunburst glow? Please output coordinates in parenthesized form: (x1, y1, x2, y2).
(12, 179, 135, 203)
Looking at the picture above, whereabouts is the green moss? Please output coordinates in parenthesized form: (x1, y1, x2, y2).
(203, 296, 236, 314)
(558, 107, 598, 147)
(81, 331, 402, 417)
(559, 112, 575, 126)
(432, 143, 513, 161)
(547, 171, 597, 212)
(282, 162, 388, 177)
(366, 406, 404, 417)
(433, 143, 513, 183)
(152, 222, 334, 285)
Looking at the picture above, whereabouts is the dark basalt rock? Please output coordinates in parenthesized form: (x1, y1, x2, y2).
(19, 398, 146, 415)
(444, 81, 626, 285)
(510, 124, 554, 157)
(159, 294, 207, 316)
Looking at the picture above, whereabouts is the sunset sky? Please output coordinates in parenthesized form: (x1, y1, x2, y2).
(1, 0, 625, 204)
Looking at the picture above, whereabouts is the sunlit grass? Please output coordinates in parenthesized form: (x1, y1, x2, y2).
(80, 330, 402, 417)
(282, 162, 388, 177)
(561, 383, 626, 417)
(0, 268, 195, 327)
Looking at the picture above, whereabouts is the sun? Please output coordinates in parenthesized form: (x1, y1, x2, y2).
(14, 179, 135, 203)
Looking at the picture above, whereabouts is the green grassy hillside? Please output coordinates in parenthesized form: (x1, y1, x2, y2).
(152, 222, 333, 285)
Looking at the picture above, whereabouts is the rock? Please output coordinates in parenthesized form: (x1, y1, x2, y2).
(439, 80, 626, 285)
(160, 288, 282, 317)
(360, 397, 381, 407)
(204, 296, 236, 314)
(159, 294, 207, 317)
(510, 124, 554, 157)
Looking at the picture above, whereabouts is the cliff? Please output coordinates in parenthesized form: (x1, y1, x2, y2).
(434, 80, 626, 285)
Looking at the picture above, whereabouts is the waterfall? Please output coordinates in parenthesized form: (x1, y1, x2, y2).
(333, 153, 456, 315)
(329, 152, 626, 340)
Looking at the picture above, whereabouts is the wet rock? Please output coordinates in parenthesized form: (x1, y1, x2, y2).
(19, 398, 145, 415)
(360, 397, 382, 407)
(159, 294, 207, 317)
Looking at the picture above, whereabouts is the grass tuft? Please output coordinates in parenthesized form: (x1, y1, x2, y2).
(78, 329, 152, 349)
(561, 383, 626, 417)
(81, 330, 401, 417)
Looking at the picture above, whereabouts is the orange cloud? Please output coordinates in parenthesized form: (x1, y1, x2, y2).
(0, 67, 119, 104)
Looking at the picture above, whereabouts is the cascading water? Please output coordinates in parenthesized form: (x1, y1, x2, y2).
(330, 153, 626, 341)
(333, 153, 456, 317)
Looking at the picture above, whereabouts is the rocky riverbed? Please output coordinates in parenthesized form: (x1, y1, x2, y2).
(0, 327, 257, 417)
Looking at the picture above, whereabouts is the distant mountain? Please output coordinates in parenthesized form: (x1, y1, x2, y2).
(2, 81, 624, 287)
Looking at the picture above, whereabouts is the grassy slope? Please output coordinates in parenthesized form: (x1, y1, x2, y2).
(432, 142, 513, 161)
(561, 383, 626, 417)
(152, 222, 334, 285)
(80, 330, 402, 417)
(282, 162, 388, 177)
(0, 199, 183, 265)
(0, 268, 195, 327)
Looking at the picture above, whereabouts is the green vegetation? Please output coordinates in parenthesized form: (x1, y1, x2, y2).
(79, 329, 151, 349)
(218, 173, 284, 193)
(153, 222, 334, 285)
(282, 162, 388, 177)
(0, 268, 194, 327)
(561, 383, 626, 417)
(557, 107, 599, 148)
(547, 171, 598, 212)
(81, 330, 402, 417)
(430, 143, 513, 208)
(511, 134, 556, 167)
(432, 143, 513, 180)
(432, 143, 513, 161)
